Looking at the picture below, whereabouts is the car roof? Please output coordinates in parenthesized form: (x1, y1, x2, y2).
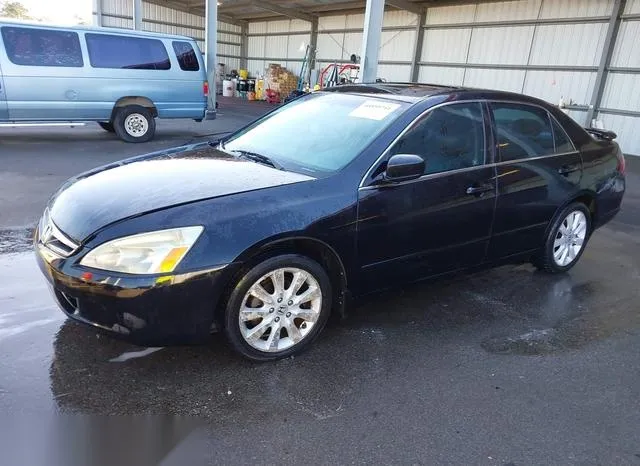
(321, 82, 553, 107)
(0, 19, 194, 41)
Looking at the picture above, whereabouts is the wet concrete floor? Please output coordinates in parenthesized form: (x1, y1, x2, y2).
(1, 103, 639, 464)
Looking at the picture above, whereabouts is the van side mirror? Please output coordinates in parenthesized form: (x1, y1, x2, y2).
(384, 154, 425, 182)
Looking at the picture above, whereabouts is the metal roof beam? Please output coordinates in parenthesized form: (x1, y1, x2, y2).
(145, 0, 247, 26)
(386, 0, 423, 15)
(247, 0, 316, 22)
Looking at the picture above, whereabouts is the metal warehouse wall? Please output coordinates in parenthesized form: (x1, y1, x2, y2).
(97, 0, 242, 71)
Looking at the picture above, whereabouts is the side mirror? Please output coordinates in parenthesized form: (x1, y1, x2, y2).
(384, 154, 425, 182)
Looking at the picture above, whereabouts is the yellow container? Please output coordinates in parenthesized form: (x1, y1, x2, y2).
(239, 69, 249, 80)
(255, 79, 265, 100)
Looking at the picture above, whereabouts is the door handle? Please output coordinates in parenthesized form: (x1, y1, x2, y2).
(558, 165, 579, 176)
(466, 183, 494, 195)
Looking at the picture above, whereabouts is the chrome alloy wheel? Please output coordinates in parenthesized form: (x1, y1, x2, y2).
(124, 113, 149, 137)
(239, 267, 322, 352)
(553, 210, 588, 267)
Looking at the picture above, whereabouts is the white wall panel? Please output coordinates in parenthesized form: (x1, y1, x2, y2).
(103, 0, 132, 16)
(418, 65, 465, 85)
(267, 20, 291, 34)
(463, 68, 526, 93)
(248, 37, 265, 57)
(265, 36, 289, 58)
(345, 13, 364, 29)
(422, 28, 472, 63)
(540, 0, 613, 18)
(222, 57, 241, 71)
(249, 22, 267, 34)
(287, 34, 312, 59)
(467, 27, 535, 65)
(597, 114, 640, 155)
(611, 21, 640, 67)
(342, 32, 362, 58)
(218, 43, 241, 57)
(529, 23, 607, 66)
(285, 61, 304, 77)
(377, 64, 411, 82)
(379, 31, 416, 61)
(317, 33, 344, 60)
(383, 10, 418, 27)
(601, 73, 640, 112)
(426, 4, 477, 25)
(523, 71, 596, 105)
(625, 0, 640, 14)
(319, 15, 346, 30)
(475, 0, 542, 22)
(566, 109, 588, 126)
(247, 60, 266, 76)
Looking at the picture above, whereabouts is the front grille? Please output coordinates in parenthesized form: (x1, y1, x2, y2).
(38, 209, 79, 258)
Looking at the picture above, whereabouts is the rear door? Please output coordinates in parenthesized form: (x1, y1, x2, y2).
(0, 36, 8, 120)
(486, 101, 583, 260)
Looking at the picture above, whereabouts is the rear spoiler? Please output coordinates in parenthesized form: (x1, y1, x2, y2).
(585, 127, 617, 141)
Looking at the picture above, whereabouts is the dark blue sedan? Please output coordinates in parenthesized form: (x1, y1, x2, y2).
(34, 83, 626, 361)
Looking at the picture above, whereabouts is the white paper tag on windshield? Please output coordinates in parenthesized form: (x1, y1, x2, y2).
(349, 100, 401, 120)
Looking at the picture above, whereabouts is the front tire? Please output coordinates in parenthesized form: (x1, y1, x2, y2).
(224, 255, 332, 361)
(534, 202, 591, 273)
(113, 105, 156, 143)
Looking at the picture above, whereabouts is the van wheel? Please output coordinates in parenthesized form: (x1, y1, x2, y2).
(114, 105, 156, 143)
(98, 122, 115, 133)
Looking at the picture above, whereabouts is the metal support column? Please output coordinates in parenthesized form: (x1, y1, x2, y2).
(93, 0, 103, 27)
(360, 0, 385, 83)
(586, 0, 626, 126)
(133, 0, 143, 30)
(309, 18, 319, 84)
(410, 10, 425, 82)
(240, 23, 249, 70)
(205, 0, 218, 119)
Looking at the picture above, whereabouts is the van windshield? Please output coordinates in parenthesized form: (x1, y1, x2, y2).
(222, 93, 408, 176)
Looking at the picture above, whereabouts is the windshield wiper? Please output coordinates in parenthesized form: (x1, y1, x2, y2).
(229, 150, 284, 170)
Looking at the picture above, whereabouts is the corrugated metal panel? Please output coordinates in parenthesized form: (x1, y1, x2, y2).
(530, 23, 607, 66)
(475, 0, 542, 22)
(103, 16, 133, 29)
(219, 44, 241, 57)
(523, 70, 596, 105)
(248, 37, 265, 57)
(265, 35, 289, 58)
(467, 26, 535, 65)
(597, 114, 640, 155)
(600, 73, 640, 111)
(418, 65, 465, 85)
(377, 64, 411, 82)
(463, 68, 526, 93)
(266, 20, 290, 34)
(625, 0, 640, 14)
(345, 14, 364, 29)
(218, 32, 241, 43)
(379, 30, 415, 61)
(342, 32, 361, 58)
(285, 61, 303, 77)
(247, 60, 266, 76)
(103, 0, 132, 16)
(540, 0, 613, 18)
(221, 57, 241, 71)
(425, 4, 476, 25)
(421, 28, 472, 63)
(290, 19, 311, 32)
(383, 10, 418, 27)
(316, 33, 344, 60)
(566, 109, 588, 126)
(287, 34, 312, 59)
(319, 15, 346, 30)
(249, 22, 267, 34)
(611, 21, 640, 67)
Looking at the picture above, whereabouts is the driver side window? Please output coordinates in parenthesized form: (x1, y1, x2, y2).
(389, 102, 486, 175)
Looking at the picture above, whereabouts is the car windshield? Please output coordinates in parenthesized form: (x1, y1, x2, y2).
(222, 92, 408, 175)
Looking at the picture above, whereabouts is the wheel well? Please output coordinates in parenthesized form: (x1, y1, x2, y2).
(214, 238, 349, 326)
(111, 97, 158, 121)
(572, 193, 597, 223)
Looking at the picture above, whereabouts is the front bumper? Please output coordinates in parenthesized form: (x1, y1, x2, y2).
(35, 241, 231, 346)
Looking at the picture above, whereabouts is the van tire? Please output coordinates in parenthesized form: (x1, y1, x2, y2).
(113, 105, 156, 143)
(98, 122, 115, 133)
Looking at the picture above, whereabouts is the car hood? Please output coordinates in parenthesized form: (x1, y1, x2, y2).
(48, 143, 314, 241)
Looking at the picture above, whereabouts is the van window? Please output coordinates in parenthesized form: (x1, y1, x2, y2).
(85, 33, 171, 70)
(172, 41, 199, 71)
(1, 26, 83, 67)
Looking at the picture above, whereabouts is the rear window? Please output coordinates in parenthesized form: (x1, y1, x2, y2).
(85, 33, 171, 70)
(172, 41, 199, 71)
(0, 26, 83, 67)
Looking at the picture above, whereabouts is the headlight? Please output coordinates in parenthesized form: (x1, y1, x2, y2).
(80, 226, 203, 274)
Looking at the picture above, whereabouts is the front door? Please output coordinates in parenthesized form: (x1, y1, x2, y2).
(357, 101, 497, 292)
(0, 58, 8, 120)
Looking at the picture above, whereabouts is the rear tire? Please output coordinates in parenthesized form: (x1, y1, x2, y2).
(224, 255, 332, 361)
(533, 202, 591, 273)
(98, 122, 115, 133)
(113, 105, 156, 143)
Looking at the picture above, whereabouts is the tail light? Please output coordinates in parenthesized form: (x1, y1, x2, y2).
(203, 81, 209, 97)
(616, 150, 626, 175)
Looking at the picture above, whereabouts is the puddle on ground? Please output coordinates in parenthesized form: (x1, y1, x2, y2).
(0, 228, 35, 254)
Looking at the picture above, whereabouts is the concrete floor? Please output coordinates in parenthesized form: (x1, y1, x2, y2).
(1, 98, 640, 465)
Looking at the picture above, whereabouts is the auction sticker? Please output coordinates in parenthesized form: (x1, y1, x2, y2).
(349, 100, 401, 120)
